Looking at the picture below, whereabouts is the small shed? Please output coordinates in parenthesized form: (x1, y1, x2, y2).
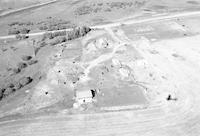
(75, 90, 93, 104)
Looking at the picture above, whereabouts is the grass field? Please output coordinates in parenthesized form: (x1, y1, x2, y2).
(0, 0, 199, 36)
(1, 1, 200, 135)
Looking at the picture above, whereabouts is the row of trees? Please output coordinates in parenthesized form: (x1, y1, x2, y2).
(43, 26, 91, 40)
(8, 28, 30, 35)
(8, 21, 33, 27)
(0, 76, 33, 100)
(43, 26, 91, 46)
(12, 57, 38, 74)
(38, 21, 75, 31)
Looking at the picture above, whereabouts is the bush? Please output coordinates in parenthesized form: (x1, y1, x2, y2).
(34, 47, 41, 56)
(8, 21, 33, 27)
(0, 88, 5, 99)
(66, 30, 76, 40)
(16, 34, 29, 40)
(49, 36, 66, 46)
(66, 26, 91, 39)
(43, 32, 54, 39)
(51, 31, 66, 38)
(12, 68, 21, 74)
(49, 38, 60, 46)
(14, 82, 22, 90)
(93, 7, 102, 13)
(38, 19, 74, 31)
(0, 92, 3, 100)
(21, 55, 32, 61)
(8, 29, 20, 35)
(27, 60, 38, 65)
(42, 26, 91, 45)
(104, 8, 112, 12)
(3, 88, 15, 97)
(38, 41, 47, 47)
(8, 22, 21, 26)
(6, 67, 12, 71)
(19, 28, 30, 34)
(109, 2, 133, 9)
(79, 26, 91, 36)
(97, 3, 103, 6)
(19, 77, 33, 86)
(39, 25, 48, 30)
(8, 27, 30, 35)
(47, 24, 67, 31)
(17, 62, 27, 69)
(43, 31, 67, 40)
(7, 83, 15, 88)
(75, 5, 93, 15)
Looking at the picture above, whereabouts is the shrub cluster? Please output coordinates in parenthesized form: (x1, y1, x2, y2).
(8, 27, 30, 35)
(21, 55, 32, 61)
(21, 55, 38, 65)
(43, 26, 91, 46)
(43, 31, 67, 40)
(17, 62, 27, 69)
(0, 76, 33, 100)
(38, 19, 75, 31)
(49, 36, 67, 46)
(16, 34, 29, 40)
(74, 2, 146, 16)
(27, 60, 38, 65)
(75, 5, 93, 15)
(8, 21, 32, 35)
(32, 41, 48, 56)
(66, 26, 91, 40)
(109, 2, 133, 8)
(8, 21, 33, 27)
(12, 62, 28, 74)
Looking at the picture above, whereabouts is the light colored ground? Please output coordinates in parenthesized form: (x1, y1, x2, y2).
(0, 0, 52, 10)
(0, 0, 199, 36)
(1, 0, 200, 136)
(1, 24, 200, 136)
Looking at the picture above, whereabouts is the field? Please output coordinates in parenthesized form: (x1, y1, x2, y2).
(0, 0, 200, 37)
(0, 0, 52, 10)
(0, 0, 200, 136)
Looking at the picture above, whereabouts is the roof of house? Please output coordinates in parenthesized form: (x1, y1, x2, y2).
(76, 90, 92, 99)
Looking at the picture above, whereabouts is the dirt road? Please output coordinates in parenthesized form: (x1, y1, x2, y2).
(1, 10, 200, 40)
(0, 0, 58, 18)
(1, 17, 200, 136)
(1, 10, 200, 136)
(1, 31, 200, 136)
(80, 28, 125, 82)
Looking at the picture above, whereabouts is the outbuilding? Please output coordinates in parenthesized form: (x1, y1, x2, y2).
(75, 90, 93, 104)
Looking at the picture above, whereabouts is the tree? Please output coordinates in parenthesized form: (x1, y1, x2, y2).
(16, 34, 29, 40)
(12, 68, 21, 74)
(21, 55, 32, 61)
(0, 88, 5, 100)
(14, 82, 22, 90)
(8, 29, 20, 35)
(19, 77, 33, 86)
(3, 88, 15, 97)
(19, 28, 30, 34)
(27, 60, 38, 65)
(17, 62, 27, 70)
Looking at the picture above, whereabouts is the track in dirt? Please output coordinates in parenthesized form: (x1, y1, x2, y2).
(0, 0, 58, 18)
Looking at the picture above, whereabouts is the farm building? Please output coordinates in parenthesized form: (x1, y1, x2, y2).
(75, 88, 95, 105)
